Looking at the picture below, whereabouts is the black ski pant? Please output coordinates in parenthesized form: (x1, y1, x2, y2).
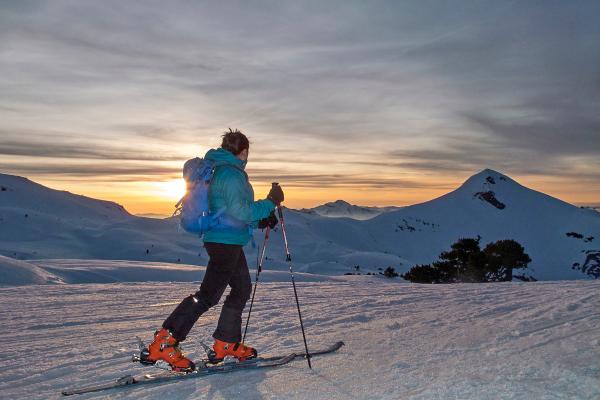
(162, 242, 251, 343)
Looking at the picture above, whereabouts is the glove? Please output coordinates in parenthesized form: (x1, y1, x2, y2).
(258, 211, 278, 229)
(267, 183, 284, 206)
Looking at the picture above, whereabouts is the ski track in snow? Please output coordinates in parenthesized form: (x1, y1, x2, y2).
(2, 280, 600, 399)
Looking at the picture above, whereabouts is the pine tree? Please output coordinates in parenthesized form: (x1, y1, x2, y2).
(383, 266, 399, 278)
(483, 240, 531, 281)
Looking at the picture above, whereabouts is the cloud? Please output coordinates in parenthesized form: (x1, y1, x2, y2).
(0, 139, 183, 161)
(465, 112, 600, 158)
(247, 168, 444, 189)
(0, 1, 598, 201)
(0, 162, 179, 180)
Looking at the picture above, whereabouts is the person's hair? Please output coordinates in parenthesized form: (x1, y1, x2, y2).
(221, 128, 249, 155)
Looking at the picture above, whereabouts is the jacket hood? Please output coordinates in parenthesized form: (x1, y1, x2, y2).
(204, 148, 247, 169)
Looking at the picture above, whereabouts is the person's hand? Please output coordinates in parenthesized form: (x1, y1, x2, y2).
(258, 211, 278, 229)
(267, 183, 284, 206)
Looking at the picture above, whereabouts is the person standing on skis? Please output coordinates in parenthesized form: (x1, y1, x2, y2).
(144, 129, 284, 372)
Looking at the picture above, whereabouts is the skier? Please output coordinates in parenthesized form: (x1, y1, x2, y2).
(144, 129, 284, 372)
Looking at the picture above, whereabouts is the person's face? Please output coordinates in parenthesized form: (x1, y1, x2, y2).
(237, 148, 249, 161)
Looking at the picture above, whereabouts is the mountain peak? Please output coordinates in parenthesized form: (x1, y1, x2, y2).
(460, 169, 516, 189)
(328, 200, 351, 206)
(448, 169, 524, 210)
(472, 168, 510, 180)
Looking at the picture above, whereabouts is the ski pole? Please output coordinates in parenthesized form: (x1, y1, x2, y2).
(242, 225, 271, 344)
(276, 198, 312, 369)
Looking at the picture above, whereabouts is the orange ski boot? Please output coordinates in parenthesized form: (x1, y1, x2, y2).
(212, 339, 257, 362)
(142, 328, 195, 372)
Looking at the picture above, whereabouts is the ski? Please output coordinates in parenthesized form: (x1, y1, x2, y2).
(61, 353, 295, 396)
(61, 341, 344, 396)
(260, 340, 344, 362)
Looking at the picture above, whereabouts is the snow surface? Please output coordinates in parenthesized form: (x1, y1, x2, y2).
(2, 169, 600, 281)
(3, 258, 345, 285)
(1, 275, 599, 399)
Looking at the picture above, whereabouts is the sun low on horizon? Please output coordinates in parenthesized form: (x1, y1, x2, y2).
(156, 179, 187, 203)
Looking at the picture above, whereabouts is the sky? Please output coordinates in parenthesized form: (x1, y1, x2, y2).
(1, 0, 599, 216)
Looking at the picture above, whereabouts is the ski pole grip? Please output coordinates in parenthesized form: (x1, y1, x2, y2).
(270, 182, 284, 209)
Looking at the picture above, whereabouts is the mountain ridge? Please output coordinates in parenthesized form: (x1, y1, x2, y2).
(1, 169, 599, 281)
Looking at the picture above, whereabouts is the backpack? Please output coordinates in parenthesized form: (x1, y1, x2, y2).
(174, 157, 224, 235)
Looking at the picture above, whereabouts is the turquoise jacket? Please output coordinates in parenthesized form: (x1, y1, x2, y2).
(202, 148, 275, 246)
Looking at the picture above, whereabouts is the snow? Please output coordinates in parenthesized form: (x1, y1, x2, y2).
(0, 255, 62, 285)
(1, 276, 599, 399)
(25, 259, 346, 284)
(2, 169, 600, 281)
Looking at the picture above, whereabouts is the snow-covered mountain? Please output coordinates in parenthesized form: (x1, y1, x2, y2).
(1, 169, 599, 282)
(361, 169, 600, 280)
(299, 200, 400, 220)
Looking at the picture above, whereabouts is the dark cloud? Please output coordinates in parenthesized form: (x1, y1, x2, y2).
(465, 112, 600, 158)
(386, 142, 600, 183)
(396, 0, 600, 171)
(247, 169, 442, 189)
(0, 163, 179, 179)
(0, 139, 183, 161)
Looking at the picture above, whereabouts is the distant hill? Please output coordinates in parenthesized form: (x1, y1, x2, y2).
(299, 200, 400, 220)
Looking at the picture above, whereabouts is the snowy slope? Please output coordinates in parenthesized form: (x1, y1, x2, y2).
(0, 174, 130, 221)
(1, 170, 599, 281)
(0, 173, 208, 264)
(299, 200, 400, 220)
(0, 255, 63, 285)
(0, 173, 404, 278)
(1, 277, 599, 399)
